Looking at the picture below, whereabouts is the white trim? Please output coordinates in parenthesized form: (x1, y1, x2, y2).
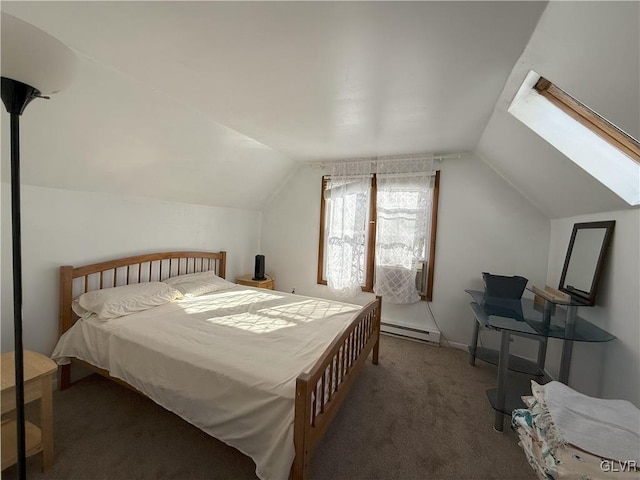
(447, 340, 469, 351)
(381, 322, 441, 345)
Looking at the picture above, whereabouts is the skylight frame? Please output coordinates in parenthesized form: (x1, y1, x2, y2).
(534, 77, 640, 164)
(508, 70, 640, 206)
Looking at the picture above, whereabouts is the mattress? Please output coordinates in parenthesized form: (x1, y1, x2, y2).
(52, 286, 362, 480)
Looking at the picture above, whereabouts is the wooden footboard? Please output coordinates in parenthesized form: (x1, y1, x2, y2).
(292, 296, 381, 480)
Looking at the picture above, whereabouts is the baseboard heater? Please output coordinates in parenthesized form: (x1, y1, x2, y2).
(381, 322, 440, 345)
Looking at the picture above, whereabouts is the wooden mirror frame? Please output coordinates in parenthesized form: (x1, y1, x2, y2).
(558, 220, 615, 306)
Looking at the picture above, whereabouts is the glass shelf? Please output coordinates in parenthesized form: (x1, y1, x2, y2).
(468, 346, 543, 376)
(486, 374, 541, 415)
(466, 288, 614, 432)
(465, 290, 615, 343)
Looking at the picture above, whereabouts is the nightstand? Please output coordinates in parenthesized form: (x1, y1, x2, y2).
(1, 350, 56, 471)
(236, 274, 275, 290)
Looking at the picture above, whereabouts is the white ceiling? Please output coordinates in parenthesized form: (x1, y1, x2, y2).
(2, 2, 546, 191)
(3, 2, 637, 218)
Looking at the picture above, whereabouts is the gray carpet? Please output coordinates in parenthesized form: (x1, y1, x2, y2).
(3, 335, 536, 479)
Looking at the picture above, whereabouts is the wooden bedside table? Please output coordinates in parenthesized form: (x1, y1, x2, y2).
(236, 274, 275, 290)
(1, 351, 56, 471)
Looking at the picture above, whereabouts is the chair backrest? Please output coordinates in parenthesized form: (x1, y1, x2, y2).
(482, 272, 528, 299)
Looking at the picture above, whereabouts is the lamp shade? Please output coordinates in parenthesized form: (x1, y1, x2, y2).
(1, 13, 76, 95)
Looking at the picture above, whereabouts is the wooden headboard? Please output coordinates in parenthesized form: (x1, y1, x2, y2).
(59, 251, 226, 337)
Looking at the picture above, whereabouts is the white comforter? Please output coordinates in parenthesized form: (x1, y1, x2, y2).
(52, 286, 361, 480)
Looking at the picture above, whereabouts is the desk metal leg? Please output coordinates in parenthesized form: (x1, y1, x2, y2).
(559, 340, 574, 384)
(536, 299, 554, 376)
(559, 306, 577, 384)
(469, 319, 480, 366)
(536, 337, 548, 376)
(494, 330, 511, 432)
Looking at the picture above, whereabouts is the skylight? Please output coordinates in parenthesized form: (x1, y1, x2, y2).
(508, 71, 640, 206)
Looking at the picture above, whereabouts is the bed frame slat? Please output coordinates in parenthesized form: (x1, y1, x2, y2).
(328, 361, 333, 402)
(59, 251, 227, 345)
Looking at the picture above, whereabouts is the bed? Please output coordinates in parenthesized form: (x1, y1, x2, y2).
(54, 251, 381, 480)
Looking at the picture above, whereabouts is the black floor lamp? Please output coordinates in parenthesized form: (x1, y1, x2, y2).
(1, 13, 75, 480)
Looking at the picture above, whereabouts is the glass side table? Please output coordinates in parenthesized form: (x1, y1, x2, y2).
(465, 289, 615, 431)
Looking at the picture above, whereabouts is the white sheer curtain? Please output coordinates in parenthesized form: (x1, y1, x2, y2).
(373, 159, 434, 303)
(325, 162, 372, 298)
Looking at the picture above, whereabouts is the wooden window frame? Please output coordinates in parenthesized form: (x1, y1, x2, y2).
(317, 175, 377, 291)
(534, 77, 640, 164)
(317, 170, 440, 301)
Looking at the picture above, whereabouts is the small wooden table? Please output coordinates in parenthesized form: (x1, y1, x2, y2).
(1, 351, 56, 471)
(236, 274, 275, 290)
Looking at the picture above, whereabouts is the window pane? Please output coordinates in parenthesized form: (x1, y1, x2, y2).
(374, 170, 434, 304)
(376, 185, 430, 268)
(323, 181, 370, 286)
(319, 168, 439, 301)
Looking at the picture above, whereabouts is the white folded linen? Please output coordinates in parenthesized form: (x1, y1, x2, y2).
(543, 381, 640, 463)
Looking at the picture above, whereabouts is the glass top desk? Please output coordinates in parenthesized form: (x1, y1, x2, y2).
(465, 289, 615, 431)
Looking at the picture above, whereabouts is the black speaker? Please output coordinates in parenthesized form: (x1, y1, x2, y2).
(253, 255, 266, 281)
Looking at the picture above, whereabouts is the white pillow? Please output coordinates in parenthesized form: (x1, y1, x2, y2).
(163, 270, 235, 298)
(77, 282, 183, 320)
(71, 299, 90, 318)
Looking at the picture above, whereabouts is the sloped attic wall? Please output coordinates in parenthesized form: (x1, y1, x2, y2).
(477, 1, 639, 218)
(477, 2, 639, 406)
(0, 48, 296, 210)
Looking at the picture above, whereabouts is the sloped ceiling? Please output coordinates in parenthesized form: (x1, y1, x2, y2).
(477, 1, 640, 219)
(1, 1, 546, 209)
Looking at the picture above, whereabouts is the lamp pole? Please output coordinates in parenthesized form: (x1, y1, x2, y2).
(2, 76, 42, 480)
(2, 13, 76, 479)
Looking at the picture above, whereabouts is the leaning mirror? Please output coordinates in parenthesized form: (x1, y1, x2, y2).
(558, 221, 615, 306)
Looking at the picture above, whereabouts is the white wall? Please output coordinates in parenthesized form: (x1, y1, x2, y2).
(261, 154, 550, 351)
(545, 210, 640, 406)
(1, 185, 261, 356)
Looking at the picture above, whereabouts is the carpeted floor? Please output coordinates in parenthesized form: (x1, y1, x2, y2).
(3, 335, 536, 480)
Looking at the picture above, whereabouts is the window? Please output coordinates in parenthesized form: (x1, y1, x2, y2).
(317, 169, 440, 302)
(509, 71, 640, 205)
